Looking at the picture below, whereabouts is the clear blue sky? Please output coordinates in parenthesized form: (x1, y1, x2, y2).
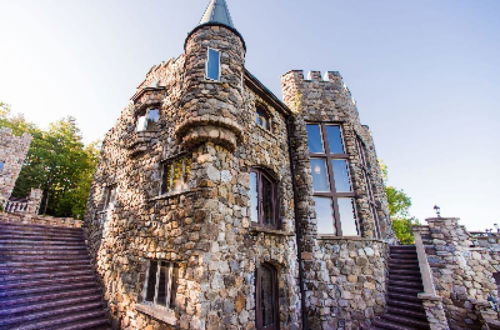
(1, 0, 499, 231)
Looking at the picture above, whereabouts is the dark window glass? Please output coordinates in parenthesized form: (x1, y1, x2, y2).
(145, 261, 158, 302)
(256, 264, 279, 330)
(206, 48, 220, 81)
(326, 125, 345, 154)
(256, 107, 271, 131)
(338, 198, 358, 236)
(314, 197, 336, 235)
(250, 168, 279, 228)
(143, 260, 177, 309)
(332, 159, 352, 192)
(306, 124, 324, 153)
(310, 158, 330, 192)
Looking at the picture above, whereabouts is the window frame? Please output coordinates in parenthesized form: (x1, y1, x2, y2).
(142, 260, 178, 310)
(205, 47, 221, 81)
(160, 156, 191, 195)
(307, 122, 359, 236)
(255, 105, 272, 132)
(255, 263, 280, 330)
(102, 185, 117, 211)
(250, 168, 280, 229)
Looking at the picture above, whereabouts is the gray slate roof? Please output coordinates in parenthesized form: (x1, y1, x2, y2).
(199, 0, 235, 29)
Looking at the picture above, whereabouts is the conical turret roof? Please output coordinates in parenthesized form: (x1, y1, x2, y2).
(199, 0, 234, 29)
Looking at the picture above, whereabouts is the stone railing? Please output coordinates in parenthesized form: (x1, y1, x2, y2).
(413, 229, 450, 330)
(5, 200, 29, 213)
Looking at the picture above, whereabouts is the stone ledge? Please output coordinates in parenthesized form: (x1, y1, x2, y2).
(250, 224, 294, 237)
(136, 303, 176, 326)
(317, 235, 386, 243)
(149, 189, 197, 202)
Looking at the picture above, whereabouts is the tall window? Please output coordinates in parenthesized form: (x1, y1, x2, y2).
(160, 156, 192, 195)
(250, 168, 279, 229)
(103, 185, 117, 211)
(357, 138, 381, 238)
(136, 108, 160, 132)
(143, 260, 178, 309)
(0, 161, 4, 172)
(206, 48, 221, 81)
(256, 106, 271, 131)
(306, 123, 358, 236)
(256, 263, 279, 330)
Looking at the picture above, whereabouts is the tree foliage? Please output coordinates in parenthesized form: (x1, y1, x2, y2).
(1, 103, 99, 219)
(379, 160, 418, 245)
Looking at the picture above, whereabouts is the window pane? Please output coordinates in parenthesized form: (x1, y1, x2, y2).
(146, 109, 160, 130)
(250, 172, 258, 223)
(262, 176, 274, 226)
(156, 263, 168, 306)
(306, 124, 324, 153)
(256, 108, 270, 130)
(332, 159, 352, 192)
(145, 261, 158, 302)
(136, 115, 147, 132)
(0, 161, 4, 171)
(310, 159, 330, 192)
(326, 125, 345, 154)
(338, 198, 358, 236)
(314, 197, 336, 234)
(207, 49, 220, 81)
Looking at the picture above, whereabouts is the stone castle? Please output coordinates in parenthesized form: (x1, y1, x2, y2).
(80, 1, 499, 329)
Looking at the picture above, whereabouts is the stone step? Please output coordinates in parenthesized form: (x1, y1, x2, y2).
(0, 248, 88, 255)
(387, 306, 428, 321)
(389, 254, 418, 261)
(0, 287, 102, 308)
(388, 285, 422, 295)
(387, 292, 421, 304)
(0, 222, 83, 234)
(0, 269, 95, 283)
(0, 301, 104, 327)
(0, 234, 85, 242)
(388, 262, 419, 269)
(389, 269, 421, 276)
(0, 275, 98, 290)
(388, 274, 422, 282)
(388, 280, 423, 290)
(381, 313, 430, 329)
(0, 258, 92, 272)
(0, 240, 86, 248)
(390, 245, 416, 251)
(54, 318, 112, 330)
(0, 293, 103, 317)
(0, 231, 84, 241)
(9, 308, 108, 330)
(0, 280, 99, 299)
(387, 299, 425, 311)
(0, 252, 90, 261)
(371, 319, 417, 330)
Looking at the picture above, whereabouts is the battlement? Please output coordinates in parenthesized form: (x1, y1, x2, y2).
(0, 127, 32, 145)
(282, 69, 345, 84)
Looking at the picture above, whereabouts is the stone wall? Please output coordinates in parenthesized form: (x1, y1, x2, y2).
(0, 127, 32, 206)
(281, 70, 393, 329)
(414, 218, 500, 329)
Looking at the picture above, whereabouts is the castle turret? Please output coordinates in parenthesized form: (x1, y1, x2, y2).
(176, 0, 245, 152)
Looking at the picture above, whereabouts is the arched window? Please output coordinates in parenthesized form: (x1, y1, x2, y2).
(250, 168, 279, 228)
(256, 263, 279, 330)
(256, 106, 271, 131)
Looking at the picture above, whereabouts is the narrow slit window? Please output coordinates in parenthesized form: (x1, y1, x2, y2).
(206, 48, 221, 81)
(103, 185, 117, 211)
(250, 168, 279, 229)
(0, 161, 4, 172)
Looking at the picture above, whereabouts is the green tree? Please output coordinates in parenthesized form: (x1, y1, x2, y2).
(1, 104, 99, 219)
(379, 160, 418, 244)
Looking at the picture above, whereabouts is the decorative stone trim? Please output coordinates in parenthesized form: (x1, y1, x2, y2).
(135, 303, 176, 326)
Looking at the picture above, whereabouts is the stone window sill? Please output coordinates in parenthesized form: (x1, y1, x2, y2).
(150, 189, 197, 201)
(250, 224, 294, 236)
(317, 234, 386, 243)
(136, 303, 176, 325)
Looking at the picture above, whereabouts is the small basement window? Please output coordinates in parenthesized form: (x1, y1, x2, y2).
(136, 108, 160, 132)
(256, 106, 271, 131)
(206, 48, 221, 81)
(161, 156, 192, 195)
(143, 260, 178, 309)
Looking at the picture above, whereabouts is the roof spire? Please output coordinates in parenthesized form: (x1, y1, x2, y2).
(199, 0, 234, 29)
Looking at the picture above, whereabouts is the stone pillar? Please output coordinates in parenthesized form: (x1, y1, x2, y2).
(27, 188, 43, 215)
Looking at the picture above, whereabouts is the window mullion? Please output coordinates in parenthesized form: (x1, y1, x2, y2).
(165, 263, 172, 308)
(154, 262, 160, 305)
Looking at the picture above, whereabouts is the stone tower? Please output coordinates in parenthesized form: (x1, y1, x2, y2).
(0, 128, 32, 206)
(85, 1, 395, 329)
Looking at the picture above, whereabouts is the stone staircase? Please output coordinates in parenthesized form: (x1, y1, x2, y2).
(0, 221, 111, 330)
(370, 245, 430, 330)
